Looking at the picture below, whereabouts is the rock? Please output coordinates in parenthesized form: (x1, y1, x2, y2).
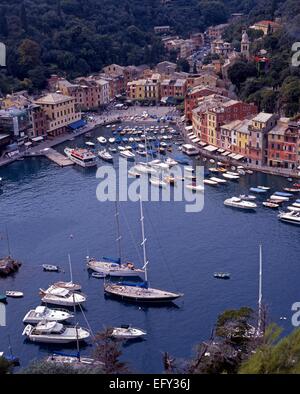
(0, 256, 22, 276)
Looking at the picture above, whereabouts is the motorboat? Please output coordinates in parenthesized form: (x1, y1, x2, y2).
(5, 291, 23, 298)
(43, 264, 59, 272)
(97, 136, 107, 144)
(64, 148, 97, 168)
(22, 322, 90, 344)
(185, 184, 204, 192)
(291, 202, 300, 208)
(98, 150, 113, 163)
(239, 195, 256, 201)
(270, 195, 289, 202)
(119, 150, 135, 161)
(226, 171, 240, 176)
(250, 187, 267, 194)
(208, 167, 220, 173)
(110, 325, 147, 340)
(85, 141, 95, 147)
(40, 286, 86, 307)
(287, 206, 300, 212)
(23, 306, 73, 324)
(214, 272, 230, 279)
(257, 186, 271, 191)
(283, 188, 300, 193)
(109, 147, 117, 153)
(224, 197, 257, 210)
(278, 211, 300, 225)
(203, 179, 218, 186)
(274, 191, 293, 198)
(91, 272, 106, 279)
(263, 202, 279, 209)
(134, 164, 157, 175)
(108, 137, 116, 144)
(165, 157, 178, 167)
(128, 169, 141, 177)
(149, 177, 167, 188)
(52, 281, 82, 292)
(210, 177, 227, 184)
(223, 173, 239, 180)
(87, 257, 144, 277)
(185, 166, 194, 173)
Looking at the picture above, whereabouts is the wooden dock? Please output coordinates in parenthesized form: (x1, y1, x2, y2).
(44, 148, 74, 167)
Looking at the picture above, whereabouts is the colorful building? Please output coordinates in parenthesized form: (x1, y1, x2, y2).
(34, 93, 81, 137)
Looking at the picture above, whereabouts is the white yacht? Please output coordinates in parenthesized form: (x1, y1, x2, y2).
(224, 197, 257, 210)
(223, 173, 240, 180)
(278, 211, 300, 225)
(210, 177, 227, 184)
(185, 184, 204, 192)
(119, 150, 135, 161)
(64, 148, 97, 168)
(40, 286, 86, 307)
(98, 150, 113, 162)
(165, 157, 178, 167)
(22, 322, 90, 344)
(149, 177, 167, 188)
(86, 258, 144, 277)
(110, 325, 147, 340)
(23, 306, 74, 324)
(97, 136, 107, 144)
(52, 281, 82, 292)
(203, 179, 218, 186)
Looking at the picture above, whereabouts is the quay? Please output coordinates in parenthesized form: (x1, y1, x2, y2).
(43, 149, 73, 167)
(178, 122, 300, 179)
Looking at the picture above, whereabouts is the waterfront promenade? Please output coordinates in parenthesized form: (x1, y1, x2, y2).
(177, 120, 300, 179)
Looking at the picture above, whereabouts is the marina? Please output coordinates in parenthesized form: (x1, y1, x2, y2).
(0, 121, 299, 373)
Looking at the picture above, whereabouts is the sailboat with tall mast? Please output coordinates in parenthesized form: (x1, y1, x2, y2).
(86, 201, 145, 277)
(53, 254, 82, 291)
(104, 198, 183, 303)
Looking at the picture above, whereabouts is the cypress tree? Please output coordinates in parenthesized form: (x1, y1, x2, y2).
(20, 1, 28, 32)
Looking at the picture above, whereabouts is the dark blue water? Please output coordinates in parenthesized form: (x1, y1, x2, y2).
(0, 124, 299, 373)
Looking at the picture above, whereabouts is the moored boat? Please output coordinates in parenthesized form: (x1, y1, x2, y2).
(98, 150, 113, 163)
(22, 322, 90, 344)
(110, 325, 147, 340)
(278, 211, 300, 225)
(5, 291, 23, 298)
(40, 286, 86, 307)
(263, 201, 279, 209)
(214, 272, 230, 279)
(64, 148, 97, 168)
(224, 197, 257, 210)
(23, 306, 73, 324)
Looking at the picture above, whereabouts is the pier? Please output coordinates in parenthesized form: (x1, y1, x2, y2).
(43, 149, 74, 167)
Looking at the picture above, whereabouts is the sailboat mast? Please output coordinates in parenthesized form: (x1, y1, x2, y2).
(139, 197, 148, 283)
(258, 244, 263, 334)
(5, 225, 11, 257)
(114, 200, 122, 263)
(68, 253, 73, 284)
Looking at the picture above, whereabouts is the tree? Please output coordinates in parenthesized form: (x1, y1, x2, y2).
(0, 356, 12, 375)
(18, 39, 41, 69)
(20, 1, 28, 32)
(176, 58, 190, 73)
(93, 329, 129, 374)
(228, 61, 257, 89)
(21, 360, 104, 374)
(0, 7, 8, 37)
(239, 324, 300, 374)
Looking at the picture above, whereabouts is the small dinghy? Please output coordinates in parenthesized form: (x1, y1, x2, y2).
(210, 177, 227, 184)
(250, 187, 267, 194)
(85, 141, 95, 147)
(257, 186, 270, 191)
(203, 179, 218, 186)
(108, 137, 116, 144)
(223, 173, 239, 180)
(110, 325, 147, 340)
(91, 272, 105, 279)
(283, 188, 300, 193)
(6, 291, 24, 298)
(43, 264, 59, 272)
(263, 202, 279, 209)
(185, 184, 204, 192)
(214, 272, 230, 279)
(149, 177, 167, 188)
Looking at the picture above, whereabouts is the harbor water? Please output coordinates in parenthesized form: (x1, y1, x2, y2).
(0, 124, 299, 373)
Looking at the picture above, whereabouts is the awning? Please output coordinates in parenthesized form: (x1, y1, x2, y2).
(204, 145, 218, 152)
(187, 132, 194, 137)
(68, 119, 87, 130)
(31, 136, 44, 142)
(24, 142, 32, 147)
(191, 137, 200, 143)
(221, 151, 231, 156)
(198, 141, 207, 147)
(217, 148, 225, 153)
(185, 125, 193, 131)
(233, 154, 244, 160)
(228, 153, 236, 158)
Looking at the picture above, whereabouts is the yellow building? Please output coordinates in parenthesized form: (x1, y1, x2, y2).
(127, 78, 160, 101)
(34, 93, 81, 136)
